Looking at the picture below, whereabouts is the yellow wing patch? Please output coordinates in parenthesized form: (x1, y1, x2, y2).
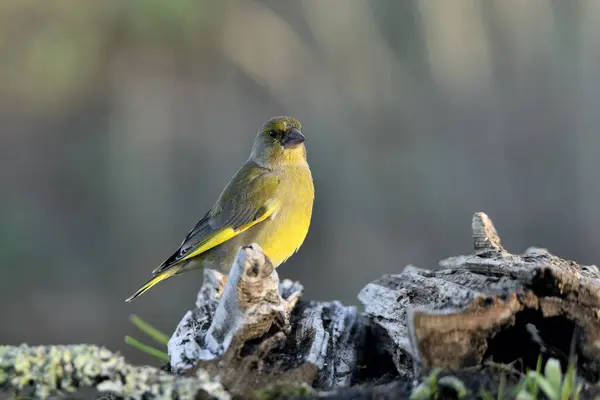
(178, 199, 280, 263)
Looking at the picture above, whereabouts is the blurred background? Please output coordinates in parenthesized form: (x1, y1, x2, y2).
(1, 0, 599, 365)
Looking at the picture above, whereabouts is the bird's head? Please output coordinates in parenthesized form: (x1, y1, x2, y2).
(250, 116, 307, 167)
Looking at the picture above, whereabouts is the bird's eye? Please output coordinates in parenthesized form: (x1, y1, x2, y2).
(269, 130, 277, 138)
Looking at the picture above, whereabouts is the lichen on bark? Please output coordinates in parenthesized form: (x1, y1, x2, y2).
(0, 344, 229, 399)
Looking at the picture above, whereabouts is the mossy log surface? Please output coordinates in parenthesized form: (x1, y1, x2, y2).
(3, 213, 600, 399)
(0, 343, 229, 399)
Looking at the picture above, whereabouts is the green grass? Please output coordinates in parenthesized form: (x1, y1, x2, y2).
(124, 314, 169, 362)
(129, 314, 169, 345)
(416, 356, 585, 400)
(410, 368, 468, 399)
(513, 357, 582, 400)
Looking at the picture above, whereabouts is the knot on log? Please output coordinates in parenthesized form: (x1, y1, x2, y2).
(169, 244, 301, 371)
(203, 244, 300, 356)
(236, 244, 278, 304)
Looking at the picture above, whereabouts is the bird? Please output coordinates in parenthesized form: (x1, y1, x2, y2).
(126, 116, 314, 302)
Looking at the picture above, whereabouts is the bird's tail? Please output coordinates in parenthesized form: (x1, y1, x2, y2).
(125, 267, 180, 302)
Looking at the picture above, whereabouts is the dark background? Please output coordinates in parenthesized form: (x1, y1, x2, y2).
(1, 0, 599, 366)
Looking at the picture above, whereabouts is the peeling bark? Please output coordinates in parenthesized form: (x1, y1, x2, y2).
(360, 212, 600, 382)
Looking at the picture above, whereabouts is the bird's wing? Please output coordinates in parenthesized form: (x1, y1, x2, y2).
(152, 163, 281, 275)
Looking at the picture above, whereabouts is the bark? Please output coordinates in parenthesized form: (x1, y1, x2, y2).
(168, 244, 365, 394)
(3, 213, 600, 399)
(360, 212, 600, 383)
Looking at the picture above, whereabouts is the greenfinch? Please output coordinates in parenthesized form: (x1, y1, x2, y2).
(126, 116, 314, 302)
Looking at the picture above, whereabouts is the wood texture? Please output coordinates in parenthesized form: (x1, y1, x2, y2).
(4, 213, 600, 399)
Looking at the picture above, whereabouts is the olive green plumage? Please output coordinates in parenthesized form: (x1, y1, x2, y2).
(126, 116, 314, 302)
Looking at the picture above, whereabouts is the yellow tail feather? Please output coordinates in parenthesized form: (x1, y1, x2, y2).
(125, 267, 179, 302)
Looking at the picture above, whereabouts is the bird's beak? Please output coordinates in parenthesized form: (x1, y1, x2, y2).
(282, 127, 305, 149)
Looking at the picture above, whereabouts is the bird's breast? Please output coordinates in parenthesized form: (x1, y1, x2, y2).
(254, 166, 314, 266)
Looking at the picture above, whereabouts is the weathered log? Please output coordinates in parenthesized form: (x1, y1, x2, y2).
(359, 212, 600, 382)
(4, 212, 600, 399)
(168, 243, 366, 395)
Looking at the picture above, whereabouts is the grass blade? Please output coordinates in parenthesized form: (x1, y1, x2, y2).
(532, 355, 542, 398)
(479, 389, 494, 400)
(125, 335, 169, 362)
(498, 374, 506, 400)
(544, 358, 562, 393)
(130, 314, 169, 345)
(528, 372, 557, 400)
(515, 391, 535, 400)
